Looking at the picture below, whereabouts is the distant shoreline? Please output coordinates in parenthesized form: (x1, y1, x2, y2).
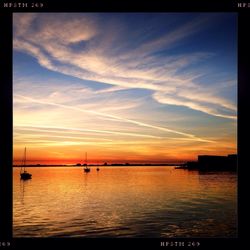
(13, 163, 181, 167)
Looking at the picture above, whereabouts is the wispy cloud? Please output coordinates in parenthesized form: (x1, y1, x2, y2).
(13, 13, 237, 163)
(14, 124, 161, 139)
(13, 13, 237, 119)
(14, 94, 214, 143)
(153, 91, 237, 120)
(123, 14, 212, 57)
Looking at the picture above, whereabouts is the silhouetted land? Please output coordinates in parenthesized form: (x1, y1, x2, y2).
(176, 154, 237, 171)
(13, 163, 182, 167)
(13, 155, 237, 170)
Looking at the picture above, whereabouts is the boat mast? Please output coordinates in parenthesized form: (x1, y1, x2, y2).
(24, 147, 26, 172)
(20, 147, 26, 173)
(85, 152, 87, 166)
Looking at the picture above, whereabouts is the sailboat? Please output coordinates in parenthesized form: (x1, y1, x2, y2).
(20, 147, 32, 180)
(83, 152, 91, 173)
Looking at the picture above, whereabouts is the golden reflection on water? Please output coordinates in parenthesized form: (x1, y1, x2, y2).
(13, 166, 237, 237)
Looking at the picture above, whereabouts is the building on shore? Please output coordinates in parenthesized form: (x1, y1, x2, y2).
(184, 154, 237, 171)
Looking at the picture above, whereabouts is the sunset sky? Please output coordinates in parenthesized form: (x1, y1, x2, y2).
(13, 13, 237, 164)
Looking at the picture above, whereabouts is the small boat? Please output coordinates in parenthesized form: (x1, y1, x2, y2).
(20, 147, 32, 180)
(20, 171, 32, 180)
(84, 166, 91, 173)
(83, 152, 91, 173)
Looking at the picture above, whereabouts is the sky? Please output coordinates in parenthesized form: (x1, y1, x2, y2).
(13, 13, 237, 165)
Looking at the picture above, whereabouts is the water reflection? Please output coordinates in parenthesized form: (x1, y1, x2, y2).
(13, 166, 237, 237)
(19, 179, 27, 205)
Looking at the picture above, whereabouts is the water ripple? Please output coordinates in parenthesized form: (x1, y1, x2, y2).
(13, 167, 237, 237)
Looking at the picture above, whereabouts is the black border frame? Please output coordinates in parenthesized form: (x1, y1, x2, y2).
(1, 0, 248, 249)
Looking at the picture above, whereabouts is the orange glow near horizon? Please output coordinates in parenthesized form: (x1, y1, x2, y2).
(13, 140, 237, 165)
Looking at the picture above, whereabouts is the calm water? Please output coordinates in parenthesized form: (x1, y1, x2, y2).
(13, 166, 237, 238)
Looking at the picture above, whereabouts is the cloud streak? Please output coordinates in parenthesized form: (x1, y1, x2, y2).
(14, 94, 214, 143)
(13, 13, 237, 120)
(14, 124, 161, 139)
(153, 91, 237, 120)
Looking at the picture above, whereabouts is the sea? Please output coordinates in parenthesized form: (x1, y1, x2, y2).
(13, 166, 237, 237)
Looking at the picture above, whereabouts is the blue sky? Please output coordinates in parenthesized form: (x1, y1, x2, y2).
(13, 13, 237, 164)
